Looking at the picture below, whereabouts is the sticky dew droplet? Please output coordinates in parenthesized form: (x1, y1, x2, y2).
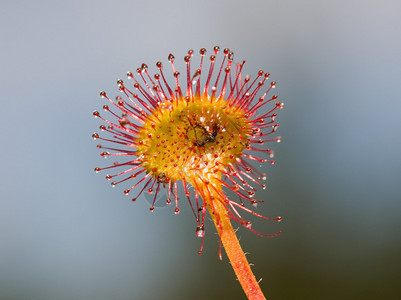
(247, 192, 255, 199)
(100, 151, 110, 158)
(196, 225, 205, 237)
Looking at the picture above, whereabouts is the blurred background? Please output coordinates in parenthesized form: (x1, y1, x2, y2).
(1, 0, 400, 299)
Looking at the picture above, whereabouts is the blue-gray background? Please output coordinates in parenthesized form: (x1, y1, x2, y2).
(1, 0, 400, 299)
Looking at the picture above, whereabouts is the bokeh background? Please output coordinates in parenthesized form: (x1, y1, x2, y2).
(1, 0, 400, 299)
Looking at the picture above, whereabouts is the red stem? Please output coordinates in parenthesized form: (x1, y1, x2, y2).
(199, 179, 266, 300)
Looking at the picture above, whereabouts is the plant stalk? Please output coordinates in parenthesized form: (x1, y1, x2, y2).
(200, 179, 266, 300)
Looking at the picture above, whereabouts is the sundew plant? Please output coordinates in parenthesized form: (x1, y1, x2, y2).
(93, 47, 283, 299)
